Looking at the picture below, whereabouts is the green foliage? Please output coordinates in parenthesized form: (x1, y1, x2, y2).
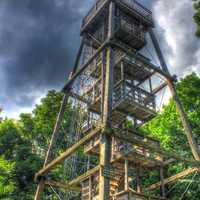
(0, 75, 199, 199)
(0, 90, 72, 199)
(143, 73, 200, 199)
(0, 119, 42, 199)
(0, 156, 15, 199)
(193, 0, 200, 37)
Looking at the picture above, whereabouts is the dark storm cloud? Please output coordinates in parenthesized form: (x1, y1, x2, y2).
(0, 0, 199, 117)
(152, 0, 200, 76)
(0, 0, 95, 115)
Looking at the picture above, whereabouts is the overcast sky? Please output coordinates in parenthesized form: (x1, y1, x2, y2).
(0, 0, 199, 118)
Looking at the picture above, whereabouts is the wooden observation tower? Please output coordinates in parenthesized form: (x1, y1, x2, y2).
(34, 0, 200, 200)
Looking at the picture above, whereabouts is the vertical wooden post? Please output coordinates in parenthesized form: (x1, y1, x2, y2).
(99, 2, 115, 200)
(35, 181, 45, 200)
(34, 38, 83, 199)
(125, 160, 129, 191)
(99, 47, 113, 200)
(121, 61, 124, 82)
(89, 176, 92, 200)
(149, 28, 200, 162)
(136, 166, 142, 193)
(35, 93, 69, 200)
(44, 94, 69, 165)
(167, 81, 200, 161)
(101, 50, 106, 122)
(160, 166, 166, 198)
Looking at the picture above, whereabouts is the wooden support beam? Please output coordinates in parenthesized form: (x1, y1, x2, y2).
(44, 94, 69, 165)
(43, 38, 84, 165)
(43, 166, 101, 193)
(112, 130, 200, 166)
(110, 40, 174, 81)
(34, 181, 45, 200)
(149, 28, 200, 162)
(136, 166, 142, 193)
(69, 165, 101, 186)
(35, 93, 70, 200)
(149, 29, 170, 74)
(160, 166, 166, 197)
(168, 80, 200, 162)
(63, 40, 109, 92)
(44, 180, 81, 192)
(72, 38, 84, 74)
(34, 38, 84, 200)
(99, 2, 115, 200)
(124, 160, 129, 191)
(148, 167, 199, 190)
(35, 126, 101, 178)
(152, 82, 167, 95)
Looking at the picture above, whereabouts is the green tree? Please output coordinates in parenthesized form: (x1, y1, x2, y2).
(0, 156, 15, 200)
(193, 0, 200, 37)
(0, 119, 42, 199)
(144, 73, 200, 199)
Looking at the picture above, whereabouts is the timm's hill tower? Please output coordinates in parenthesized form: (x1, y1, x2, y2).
(34, 0, 200, 199)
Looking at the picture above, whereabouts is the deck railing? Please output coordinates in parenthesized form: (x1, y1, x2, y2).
(113, 80, 156, 111)
(119, 0, 153, 22)
(112, 128, 160, 157)
(82, 0, 153, 31)
(117, 16, 146, 41)
(82, 0, 108, 30)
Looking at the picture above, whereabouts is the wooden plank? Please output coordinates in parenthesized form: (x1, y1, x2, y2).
(35, 126, 101, 178)
(152, 81, 167, 95)
(168, 80, 200, 162)
(35, 94, 70, 200)
(69, 165, 101, 186)
(63, 40, 109, 92)
(112, 130, 200, 166)
(34, 181, 45, 200)
(110, 40, 174, 81)
(149, 29, 170, 74)
(34, 38, 84, 200)
(99, 2, 115, 200)
(148, 167, 199, 190)
(44, 180, 80, 192)
(150, 28, 200, 162)
(44, 94, 69, 165)
(81, 0, 111, 34)
(160, 166, 166, 197)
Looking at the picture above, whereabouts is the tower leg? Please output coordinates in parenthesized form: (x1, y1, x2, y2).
(125, 160, 129, 191)
(150, 29, 200, 162)
(136, 166, 142, 193)
(34, 180, 45, 200)
(99, 134, 112, 200)
(167, 81, 200, 161)
(160, 166, 166, 198)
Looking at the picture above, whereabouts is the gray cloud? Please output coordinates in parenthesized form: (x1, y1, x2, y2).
(0, 0, 199, 117)
(152, 0, 200, 76)
(0, 0, 95, 117)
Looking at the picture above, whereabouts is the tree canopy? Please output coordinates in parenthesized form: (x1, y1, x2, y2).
(194, 0, 200, 37)
(0, 74, 199, 199)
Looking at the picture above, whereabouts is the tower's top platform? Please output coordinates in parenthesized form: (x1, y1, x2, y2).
(81, 0, 154, 34)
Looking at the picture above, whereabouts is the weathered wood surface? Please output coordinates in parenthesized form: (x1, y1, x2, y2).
(150, 28, 200, 162)
(148, 167, 199, 190)
(35, 125, 101, 178)
(44, 180, 80, 192)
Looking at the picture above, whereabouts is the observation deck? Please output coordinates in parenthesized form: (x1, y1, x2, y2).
(81, 0, 154, 34)
(82, 50, 157, 122)
(84, 128, 162, 168)
(112, 80, 156, 121)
